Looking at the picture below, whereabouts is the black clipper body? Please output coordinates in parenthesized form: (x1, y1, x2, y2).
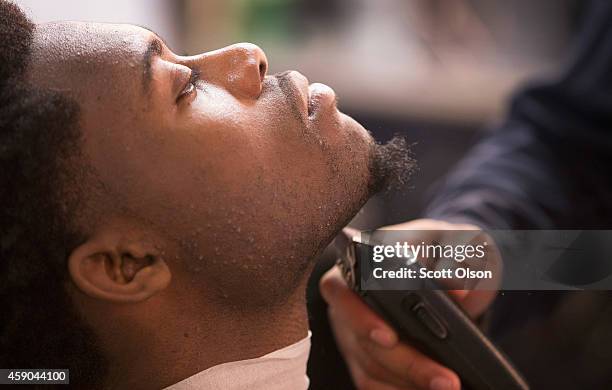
(335, 229, 529, 390)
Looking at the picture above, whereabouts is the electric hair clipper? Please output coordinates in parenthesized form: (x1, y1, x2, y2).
(335, 228, 529, 390)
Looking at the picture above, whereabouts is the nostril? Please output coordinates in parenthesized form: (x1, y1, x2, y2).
(227, 43, 268, 96)
(258, 60, 267, 82)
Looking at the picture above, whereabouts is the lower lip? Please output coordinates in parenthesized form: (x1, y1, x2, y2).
(308, 83, 336, 116)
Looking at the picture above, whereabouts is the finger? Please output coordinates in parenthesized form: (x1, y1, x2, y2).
(353, 348, 421, 389)
(361, 340, 461, 390)
(327, 301, 460, 390)
(349, 364, 416, 390)
(447, 289, 469, 301)
(320, 265, 398, 348)
(331, 319, 418, 389)
(350, 366, 409, 390)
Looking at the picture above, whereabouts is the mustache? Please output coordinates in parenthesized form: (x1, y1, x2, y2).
(274, 70, 294, 79)
(270, 71, 308, 126)
(271, 71, 295, 96)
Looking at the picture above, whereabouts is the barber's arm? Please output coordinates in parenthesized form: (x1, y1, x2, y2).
(320, 1, 612, 389)
(426, 0, 612, 230)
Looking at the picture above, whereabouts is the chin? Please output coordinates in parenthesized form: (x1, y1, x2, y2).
(336, 112, 375, 175)
(317, 107, 373, 144)
(339, 112, 374, 145)
(326, 112, 375, 219)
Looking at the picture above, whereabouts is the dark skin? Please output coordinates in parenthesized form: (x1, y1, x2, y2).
(27, 22, 374, 389)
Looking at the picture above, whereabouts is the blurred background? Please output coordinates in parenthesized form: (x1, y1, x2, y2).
(16, 2, 600, 389)
(17, 0, 583, 227)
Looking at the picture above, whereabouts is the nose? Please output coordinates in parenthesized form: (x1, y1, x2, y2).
(197, 42, 268, 99)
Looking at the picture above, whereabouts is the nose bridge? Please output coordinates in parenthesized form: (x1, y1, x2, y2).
(200, 42, 268, 99)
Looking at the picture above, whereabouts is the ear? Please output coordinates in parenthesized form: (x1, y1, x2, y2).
(68, 231, 171, 303)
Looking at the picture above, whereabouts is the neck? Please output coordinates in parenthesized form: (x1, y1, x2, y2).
(102, 276, 310, 390)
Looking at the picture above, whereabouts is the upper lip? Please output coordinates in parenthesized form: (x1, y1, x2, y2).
(274, 70, 310, 116)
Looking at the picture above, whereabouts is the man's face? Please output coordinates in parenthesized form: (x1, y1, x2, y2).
(29, 22, 375, 302)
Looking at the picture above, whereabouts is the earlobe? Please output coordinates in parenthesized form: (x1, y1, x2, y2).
(68, 238, 171, 303)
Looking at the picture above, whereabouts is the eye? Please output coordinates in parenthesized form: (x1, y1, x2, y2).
(177, 69, 201, 102)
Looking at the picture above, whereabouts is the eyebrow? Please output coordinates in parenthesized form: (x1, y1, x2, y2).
(142, 37, 163, 92)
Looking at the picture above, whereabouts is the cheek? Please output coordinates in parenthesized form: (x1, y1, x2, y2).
(86, 85, 365, 238)
(175, 89, 328, 193)
(89, 101, 303, 221)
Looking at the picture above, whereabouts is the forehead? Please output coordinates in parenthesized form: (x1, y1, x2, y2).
(29, 21, 154, 99)
(33, 21, 151, 66)
(29, 22, 159, 124)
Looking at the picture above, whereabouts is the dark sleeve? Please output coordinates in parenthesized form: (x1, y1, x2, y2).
(425, 0, 612, 229)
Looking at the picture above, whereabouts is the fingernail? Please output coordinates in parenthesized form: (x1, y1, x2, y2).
(430, 377, 455, 390)
(369, 328, 396, 348)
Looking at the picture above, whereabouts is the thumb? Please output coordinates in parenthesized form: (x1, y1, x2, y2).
(320, 266, 399, 349)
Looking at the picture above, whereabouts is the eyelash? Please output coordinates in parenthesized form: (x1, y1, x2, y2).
(178, 69, 201, 101)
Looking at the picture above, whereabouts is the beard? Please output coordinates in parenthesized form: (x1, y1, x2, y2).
(368, 135, 416, 195)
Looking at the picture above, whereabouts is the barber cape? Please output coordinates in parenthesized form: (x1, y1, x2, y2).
(164, 331, 311, 390)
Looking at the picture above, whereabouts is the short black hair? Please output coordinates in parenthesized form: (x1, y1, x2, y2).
(0, 1, 106, 387)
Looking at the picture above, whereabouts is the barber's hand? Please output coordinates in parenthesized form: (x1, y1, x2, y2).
(319, 219, 500, 390)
